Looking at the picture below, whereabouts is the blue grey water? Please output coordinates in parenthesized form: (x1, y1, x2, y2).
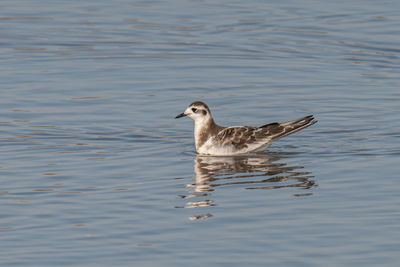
(1, 0, 400, 266)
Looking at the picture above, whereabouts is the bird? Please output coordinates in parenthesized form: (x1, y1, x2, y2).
(175, 101, 317, 156)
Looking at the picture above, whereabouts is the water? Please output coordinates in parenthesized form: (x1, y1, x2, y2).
(1, 0, 400, 266)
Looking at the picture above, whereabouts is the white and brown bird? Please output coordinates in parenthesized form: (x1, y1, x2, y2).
(175, 101, 317, 156)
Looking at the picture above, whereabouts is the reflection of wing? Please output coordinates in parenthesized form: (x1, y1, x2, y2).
(192, 153, 316, 192)
(215, 115, 317, 150)
(183, 153, 316, 220)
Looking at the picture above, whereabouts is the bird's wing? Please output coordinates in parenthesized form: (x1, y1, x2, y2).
(215, 126, 275, 150)
(215, 115, 317, 150)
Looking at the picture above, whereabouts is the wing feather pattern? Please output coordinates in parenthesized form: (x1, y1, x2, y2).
(215, 115, 317, 152)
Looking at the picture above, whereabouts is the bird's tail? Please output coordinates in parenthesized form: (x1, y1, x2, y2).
(270, 115, 317, 141)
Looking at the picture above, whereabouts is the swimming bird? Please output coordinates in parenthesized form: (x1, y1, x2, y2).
(175, 101, 317, 156)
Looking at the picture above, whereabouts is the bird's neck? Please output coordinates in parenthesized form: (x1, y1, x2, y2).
(194, 117, 220, 149)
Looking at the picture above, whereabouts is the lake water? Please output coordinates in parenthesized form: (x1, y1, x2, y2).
(1, 0, 400, 266)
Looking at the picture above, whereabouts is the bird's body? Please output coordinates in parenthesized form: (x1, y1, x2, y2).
(176, 101, 317, 156)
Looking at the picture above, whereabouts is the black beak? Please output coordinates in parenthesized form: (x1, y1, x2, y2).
(175, 113, 187, 119)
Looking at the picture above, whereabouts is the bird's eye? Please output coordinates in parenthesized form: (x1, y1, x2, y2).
(191, 108, 197, 113)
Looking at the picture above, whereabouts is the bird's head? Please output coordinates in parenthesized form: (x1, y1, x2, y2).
(175, 101, 212, 123)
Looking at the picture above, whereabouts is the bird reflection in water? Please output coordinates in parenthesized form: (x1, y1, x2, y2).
(180, 152, 316, 221)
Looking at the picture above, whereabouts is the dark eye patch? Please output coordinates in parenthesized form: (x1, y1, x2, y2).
(191, 108, 197, 113)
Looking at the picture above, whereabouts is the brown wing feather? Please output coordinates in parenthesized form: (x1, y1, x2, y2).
(215, 126, 279, 150)
(269, 115, 317, 141)
(215, 115, 317, 150)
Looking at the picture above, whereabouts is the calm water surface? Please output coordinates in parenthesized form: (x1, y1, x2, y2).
(1, 0, 400, 266)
